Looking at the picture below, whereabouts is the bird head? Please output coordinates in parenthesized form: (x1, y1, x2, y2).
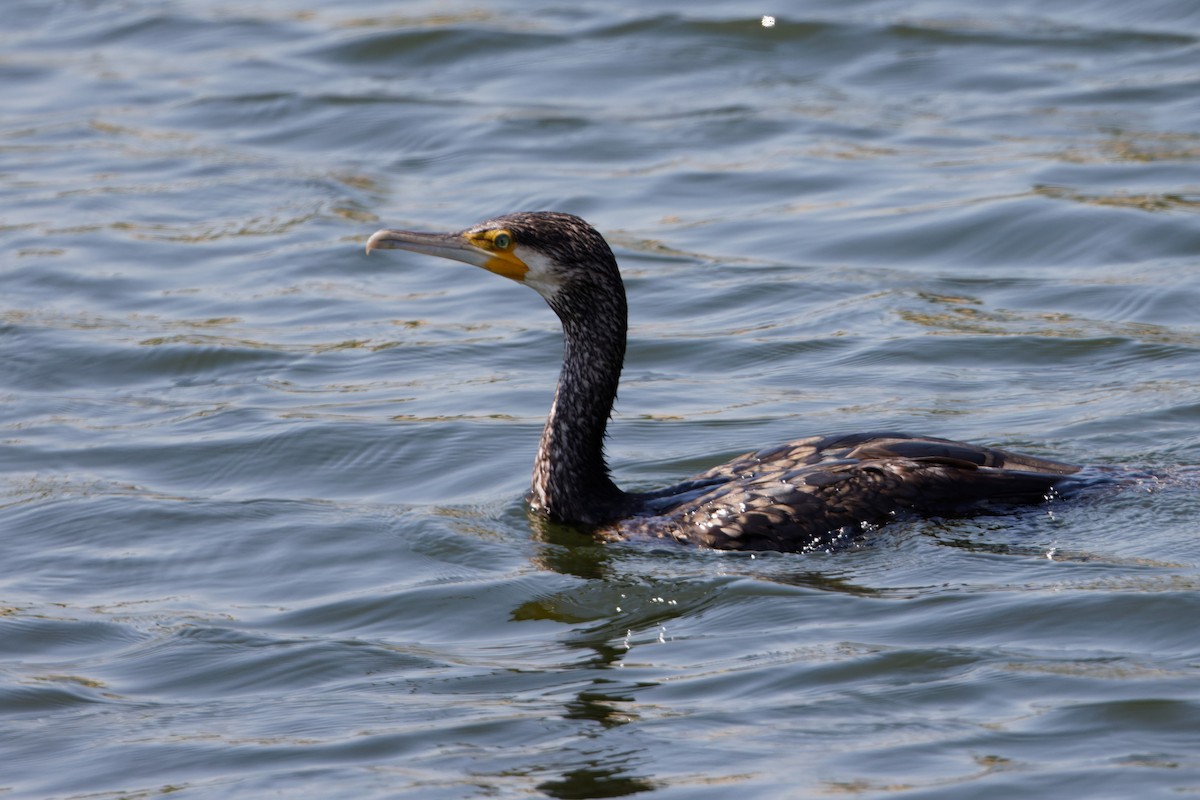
(365, 211, 620, 304)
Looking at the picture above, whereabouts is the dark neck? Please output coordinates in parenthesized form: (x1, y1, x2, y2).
(529, 286, 631, 525)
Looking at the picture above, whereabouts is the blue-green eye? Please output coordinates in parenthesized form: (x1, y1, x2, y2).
(493, 232, 512, 249)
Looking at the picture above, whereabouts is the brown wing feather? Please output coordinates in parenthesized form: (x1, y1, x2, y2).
(607, 432, 1081, 552)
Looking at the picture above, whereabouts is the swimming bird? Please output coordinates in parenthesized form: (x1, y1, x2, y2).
(366, 211, 1084, 552)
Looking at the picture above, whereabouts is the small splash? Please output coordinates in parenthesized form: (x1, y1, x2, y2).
(761, 15, 776, 27)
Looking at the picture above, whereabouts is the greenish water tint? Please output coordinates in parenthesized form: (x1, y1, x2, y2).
(2, 1, 1199, 797)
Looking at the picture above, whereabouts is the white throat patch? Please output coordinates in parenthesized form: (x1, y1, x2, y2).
(517, 248, 565, 301)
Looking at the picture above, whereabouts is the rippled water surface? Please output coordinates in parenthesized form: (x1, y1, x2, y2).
(3, 1, 1200, 798)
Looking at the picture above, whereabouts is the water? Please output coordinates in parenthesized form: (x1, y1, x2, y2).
(3, 1, 1199, 797)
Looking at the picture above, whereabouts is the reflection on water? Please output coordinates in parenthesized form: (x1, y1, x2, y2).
(1037, 182, 1200, 213)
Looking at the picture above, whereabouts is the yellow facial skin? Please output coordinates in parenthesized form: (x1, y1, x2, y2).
(465, 229, 528, 282)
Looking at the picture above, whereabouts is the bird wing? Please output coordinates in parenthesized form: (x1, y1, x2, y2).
(689, 431, 1080, 480)
(614, 432, 1081, 552)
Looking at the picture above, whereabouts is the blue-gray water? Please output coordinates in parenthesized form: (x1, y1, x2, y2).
(3, 1, 1200, 798)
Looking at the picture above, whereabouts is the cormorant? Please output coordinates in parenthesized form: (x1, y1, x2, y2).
(366, 211, 1085, 552)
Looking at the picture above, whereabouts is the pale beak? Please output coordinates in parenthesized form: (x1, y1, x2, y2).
(365, 227, 529, 281)
(365, 228, 493, 268)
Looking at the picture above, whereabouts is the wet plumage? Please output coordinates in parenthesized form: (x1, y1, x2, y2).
(366, 211, 1085, 553)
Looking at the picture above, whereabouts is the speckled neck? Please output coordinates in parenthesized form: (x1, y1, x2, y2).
(528, 273, 631, 526)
